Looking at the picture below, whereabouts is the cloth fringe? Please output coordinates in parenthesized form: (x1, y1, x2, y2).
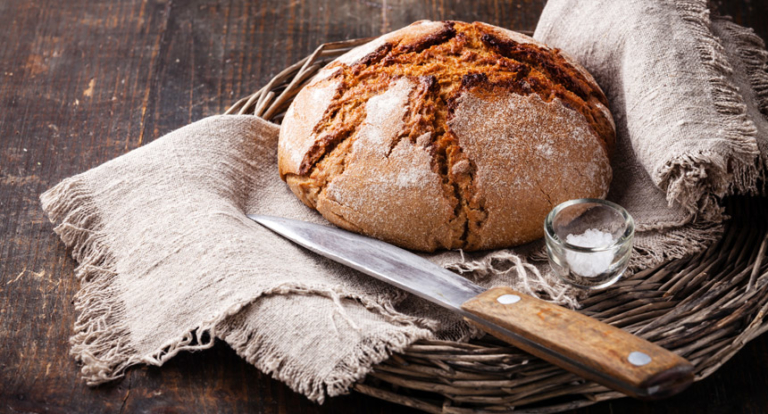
(39, 118, 316, 389)
(324, 329, 433, 399)
(628, 221, 723, 274)
(220, 283, 443, 404)
(662, 1, 760, 215)
(41, 178, 143, 385)
(41, 176, 447, 396)
(445, 251, 583, 309)
(41, 178, 244, 385)
(719, 16, 768, 191)
(719, 18, 768, 118)
(42, 172, 719, 393)
(442, 219, 723, 311)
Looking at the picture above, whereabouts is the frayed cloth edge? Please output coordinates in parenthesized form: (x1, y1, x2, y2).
(716, 15, 768, 192)
(628, 221, 724, 274)
(660, 1, 761, 215)
(40, 177, 147, 385)
(41, 178, 227, 386)
(41, 175, 452, 400)
(219, 284, 447, 404)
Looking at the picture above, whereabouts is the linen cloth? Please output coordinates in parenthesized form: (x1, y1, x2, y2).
(535, 0, 767, 220)
(41, 0, 768, 403)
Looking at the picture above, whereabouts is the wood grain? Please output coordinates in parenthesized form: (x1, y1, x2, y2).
(461, 286, 694, 399)
(1, 0, 767, 413)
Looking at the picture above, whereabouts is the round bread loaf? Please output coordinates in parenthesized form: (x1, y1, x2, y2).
(278, 20, 615, 252)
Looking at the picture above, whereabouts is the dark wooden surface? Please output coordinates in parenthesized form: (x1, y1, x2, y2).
(1, 0, 767, 412)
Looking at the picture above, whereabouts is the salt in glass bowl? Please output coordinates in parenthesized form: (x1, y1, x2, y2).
(544, 199, 634, 290)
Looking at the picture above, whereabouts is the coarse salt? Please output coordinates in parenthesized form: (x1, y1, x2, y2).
(565, 228, 614, 277)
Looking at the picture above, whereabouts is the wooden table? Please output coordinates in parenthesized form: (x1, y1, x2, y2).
(2, 0, 767, 412)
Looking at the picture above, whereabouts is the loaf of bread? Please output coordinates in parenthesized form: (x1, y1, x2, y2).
(278, 20, 615, 252)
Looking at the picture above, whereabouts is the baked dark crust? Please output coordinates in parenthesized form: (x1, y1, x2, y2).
(278, 20, 615, 252)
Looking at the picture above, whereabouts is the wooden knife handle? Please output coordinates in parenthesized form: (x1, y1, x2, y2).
(460, 286, 693, 399)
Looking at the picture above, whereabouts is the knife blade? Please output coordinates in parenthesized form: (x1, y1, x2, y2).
(248, 214, 694, 399)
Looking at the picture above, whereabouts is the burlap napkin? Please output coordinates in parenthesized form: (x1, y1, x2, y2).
(711, 15, 768, 184)
(535, 0, 768, 220)
(41, 1, 768, 403)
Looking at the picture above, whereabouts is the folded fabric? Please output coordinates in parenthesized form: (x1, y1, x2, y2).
(535, 0, 767, 220)
(41, 115, 572, 402)
(711, 15, 768, 188)
(41, 2, 768, 403)
(36, 114, 712, 402)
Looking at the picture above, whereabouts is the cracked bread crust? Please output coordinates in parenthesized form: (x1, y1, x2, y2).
(278, 20, 615, 252)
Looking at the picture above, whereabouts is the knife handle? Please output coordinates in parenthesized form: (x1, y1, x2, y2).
(460, 286, 693, 399)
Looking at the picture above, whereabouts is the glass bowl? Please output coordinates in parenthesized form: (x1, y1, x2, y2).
(544, 199, 634, 290)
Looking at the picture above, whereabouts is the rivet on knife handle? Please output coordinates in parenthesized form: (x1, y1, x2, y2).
(248, 215, 695, 400)
(461, 286, 694, 399)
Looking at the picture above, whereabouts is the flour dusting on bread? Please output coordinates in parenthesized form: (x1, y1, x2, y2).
(450, 92, 611, 247)
(321, 78, 456, 250)
(278, 20, 615, 252)
(278, 79, 341, 176)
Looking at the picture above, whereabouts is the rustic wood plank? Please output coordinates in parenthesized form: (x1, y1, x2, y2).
(1, 0, 767, 413)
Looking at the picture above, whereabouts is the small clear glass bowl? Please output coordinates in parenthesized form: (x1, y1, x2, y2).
(544, 199, 634, 290)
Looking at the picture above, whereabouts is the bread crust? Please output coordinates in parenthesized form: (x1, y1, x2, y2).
(278, 20, 615, 252)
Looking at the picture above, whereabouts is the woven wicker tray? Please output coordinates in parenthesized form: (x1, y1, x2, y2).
(226, 38, 768, 413)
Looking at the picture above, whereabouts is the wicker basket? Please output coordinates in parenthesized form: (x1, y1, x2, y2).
(227, 38, 768, 414)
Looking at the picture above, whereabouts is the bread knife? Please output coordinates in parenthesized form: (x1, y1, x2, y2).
(248, 215, 694, 399)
